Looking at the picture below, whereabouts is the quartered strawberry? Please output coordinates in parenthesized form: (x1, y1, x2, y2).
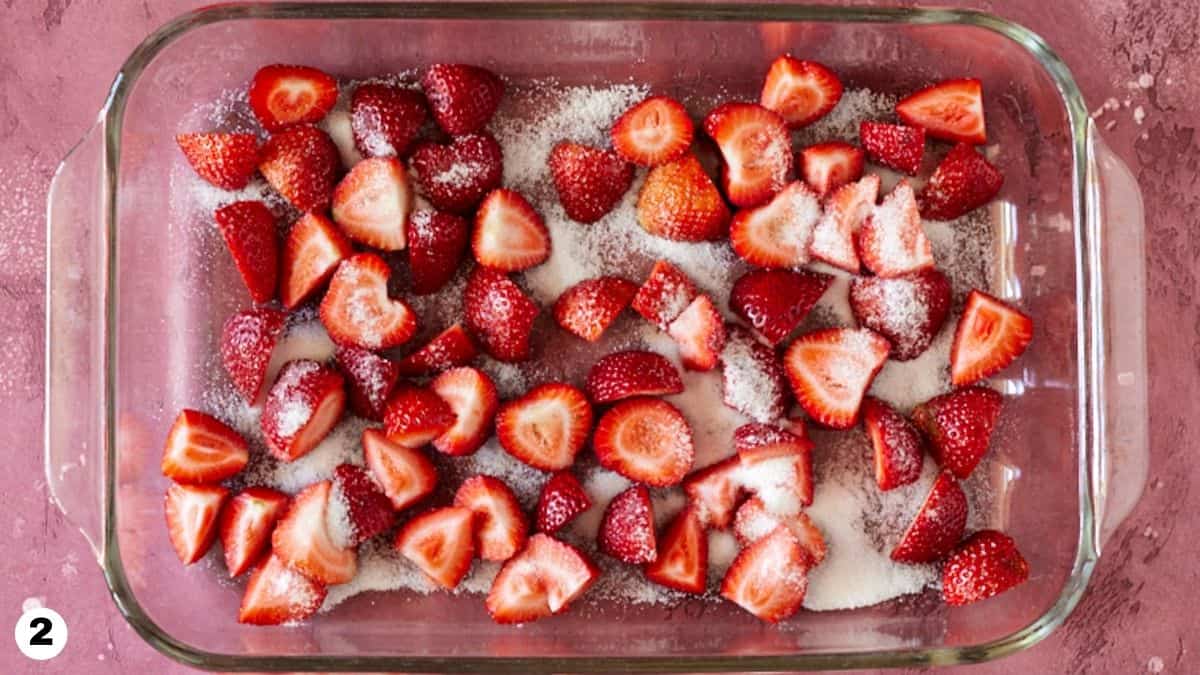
(331, 156, 412, 251)
(668, 294, 727, 371)
(950, 290, 1033, 385)
(536, 471, 592, 534)
(611, 95, 695, 167)
(636, 154, 731, 241)
(682, 456, 743, 529)
(549, 141, 634, 223)
(593, 397, 694, 486)
(890, 471, 968, 563)
(729, 181, 822, 268)
(421, 63, 505, 136)
(260, 360, 346, 462)
(272, 480, 357, 584)
(320, 253, 419, 350)
(919, 142, 1004, 220)
(350, 82, 428, 158)
(912, 386, 1003, 479)
(736, 433, 814, 512)
(632, 259, 699, 329)
(462, 266, 539, 362)
(809, 174, 880, 272)
(849, 268, 952, 361)
(472, 188, 550, 271)
(161, 409, 249, 484)
(720, 325, 789, 423)
(214, 201, 279, 304)
(176, 132, 259, 190)
(238, 553, 327, 625)
(585, 350, 684, 404)
(249, 64, 338, 132)
(406, 209, 469, 295)
(221, 306, 287, 402)
(733, 498, 826, 565)
(362, 427, 438, 511)
(429, 367, 499, 456)
(783, 327, 891, 429)
(760, 56, 843, 128)
(729, 268, 833, 345)
(553, 276, 638, 342)
(281, 212, 354, 309)
(394, 506, 476, 589)
(409, 132, 503, 214)
(455, 476, 529, 561)
(598, 485, 657, 564)
(798, 141, 864, 196)
(220, 486, 289, 577)
(497, 382, 593, 471)
(334, 345, 400, 421)
(330, 463, 394, 546)
(896, 78, 986, 145)
(258, 125, 340, 212)
(644, 506, 707, 594)
(165, 482, 228, 565)
(486, 534, 599, 624)
(720, 527, 810, 623)
(383, 383, 457, 448)
(860, 121, 925, 175)
(942, 529, 1030, 606)
(862, 397, 925, 491)
(856, 179, 934, 278)
(732, 422, 804, 455)
(395, 323, 479, 376)
(703, 102, 793, 208)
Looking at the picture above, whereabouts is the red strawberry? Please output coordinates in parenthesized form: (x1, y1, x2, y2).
(862, 397, 925, 491)
(455, 476, 529, 561)
(394, 506, 476, 589)
(729, 181, 822, 268)
(406, 209, 469, 294)
(350, 82, 427, 158)
(732, 498, 826, 565)
(636, 154, 731, 241)
(238, 553, 327, 625)
(536, 471, 591, 534)
(176, 132, 259, 190)
(486, 534, 598, 623)
(849, 268, 952, 361)
(856, 179, 934, 278)
(729, 268, 833, 345)
(912, 386, 1003, 479)
(733, 422, 804, 454)
(219, 486, 289, 577)
(598, 485, 657, 564)
(798, 141, 864, 196)
(221, 307, 287, 402)
(249, 64, 337, 132)
(682, 456, 742, 528)
(429, 367, 499, 456)
(258, 125, 340, 212)
(720, 325, 789, 423)
(272, 480, 357, 584)
(281, 212, 353, 309)
(549, 142, 634, 223)
(330, 463, 394, 545)
(950, 290, 1033, 385)
(667, 294, 727, 371)
(783, 327, 891, 429)
(553, 276, 638, 342)
(890, 471, 968, 563)
(260, 360, 346, 462)
(760, 56, 843, 128)
(462, 266, 539, 362)
(497, 382, 593, 471)
(703, 102, 793, 207)
(334, 345, 400, 421)
(585, 350, 683, 404)
(644, 506, 707, 594)
(214, 201, 279, 304)
(593, 397, 694, 486)
(920, 143, 1004, 221)
(611, 95, 694, 167)
(632, 259, 699, 329)
(383, 383, 457, 448)
(421, 64, 504, 136)
(896, 78, 986, 145)
(809, 174, 880, 272)
(860, 121, 925, 175)
(165, 483, 228, 564)
(161, 409, 249, 484)
(942, 530, 1030, 606)
(319, 253, 419, 350)
(720, 527, 810, 622)
(472, 189, 550, 271)
(396, 323, 478, 376)
(362, 428, 438, 510)
(736, 435, 814, 511)
(331, 156, 412, 251)
(409, 132, 503, 214)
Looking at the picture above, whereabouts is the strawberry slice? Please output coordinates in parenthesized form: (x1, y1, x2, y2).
(549, 141, 634, 223)
(720, 325, 789, 423)
(331, 156, 412, 251)
(429, 367, 499, 456)
(760, 56, 843, 128)
(394, 506, 476, 589)
(219, 486, 289, 577)
(281, 212, 354, 309)
(849, 268, 952, 361)
(919, 143, 1004, 221)
(611, 95, 695, 167)
(496, 382, 593, 471)
(552, 276, 638, 342)
(598, 485, 657, 564)
(455, 475, 530, 562)
(238, 553, 327, 625)
(383, 383, 457, 448)
(161, 409, 249, 484)
(703, 102, 793, 208)
(585, 350, 684, 404)
(732, 497, 826, 565)
(632, 259, 699, 329)
(486, 534, 598, 624)
(736, 434, 814, 512)
(361, 428, 438, 511)
(729, 181, 822, 268)
(395, 323, 479, 376)
(667, 294, 727, 372)
(636, 154, 731, 241)
(473, 188, 551, 271)
(320, 253, 419, 350)
(260, 360, 346, 462)
(783, 327, 891, 429)
(896, 78, 986, 145)
(890, 471, 968, 563)
(421, 63, 504, 136)
(462, 266, 539, 362)
(334, 345, 400, 421)
(407, 209, 470, 295)
(214, 201, 279, 304)
(350, 82, 428, 158)
(644, 506, 707, 594)
(720, 527, 810, 623)
(798, 141, 864, 196)
(942, 529, 1030, 606)
(249, 64, 338, 132)
(862, 397, 925, 491)
(593, 397, 694, 486)
(258, 125, 340, 213)
(272, 480, 357, 584)
(856, 179, 934, 278)
(330, 463, 394, 546)
(409, 132, 503, 214)
(176, 132, 259, 190)
(859, 121, 925, 175)
(682, 456, 743, 528)
(809, 174, 880, 272)
(221, 307, 287, 403)
(536, 471, 592, 534)
(950, 290, 1033, 385)
(729, 268, 833, 345)
(165, 482, 228, 565)
(912, 386, 1003, 479)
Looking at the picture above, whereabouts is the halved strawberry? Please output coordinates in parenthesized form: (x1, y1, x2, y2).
(890, 471, 968, 563)
(729, 268, 833, 345)
(632, 259, 699, 329)
(362, 427, 438, 511)
(896, 78, 986, 145)
(636, 154, 731, 241)
(496, 382, 593, 471)
(334, 345, 400, 421)
(258, 125, 340, 212)
(161, 409, 249, 484)
(406, 209, 469, 295)
(860, 121, 925, 175)
(732, 422, 803, 454)
(849, 268, 952, 361)
(549, 142, 634, 223)
(221, 307, 287, 402)
(395, 323, 479, 376)
(281, 212, 354, 309)
(238, 553, 327, 625)
(809, 174, 880, 272)
(729, 181, 822, 268)
(394, 506, 476, 589)
(942, 529, 1030, 606)
(409, 132, 503, 214)
(593, 397, 694, 486)
(320, 253, 419, 350)
(921, 143, 1004, 221)
(462, 266, 539, 362)
(486, 534, 598, 623)
(536, 471, 592, 534)
(330, 463, 394, 546)
(912, 386, 1003, 479)
(856, 179, 934, 278)
(732, 497, 826, 565)
(667, 294, 727, 372)
(220, 486, 289, 577)
(176, 132, 259, 190)
(598, 485, 657, 564)
(472, 188, 550, 271)
(331, 156, 412, 251)
(862, 397, 925, 491)
(611, 95, 694, 167)
(350, 82, 428, 158)
(165, 482, 228, 565)
(720, 325, 789, 423)
(585, 350, 683, 404)
(798, 142, 864, 196)
(720, 526, 810, 623)
(760, 56, 843, 128)
(682, 456, 743, 529)
(214, 201, 279, 304)
(950, 290, 1033, 385)
(455, 476, 529, 561)
(644, 506, 707, 594)
(703, 102, 793, 208)
(736, 435, 814, 512)
(249, 64, 338, 132)
(421, 64, 504, 136)
(272, 480, 357, 584)
(383, 383, 457, 448)
(783, 327, 890, 429)
(260, 360, 346, 462)
(553, 276, 638, 342)
(429, 367, 499, 456)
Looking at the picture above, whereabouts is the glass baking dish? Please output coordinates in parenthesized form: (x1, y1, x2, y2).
(44, 2, 1150, 671)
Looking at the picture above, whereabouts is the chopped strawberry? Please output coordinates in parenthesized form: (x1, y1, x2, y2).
(859, 121, 925, 175)
(950, 290, 1033, 385)
(362, 427, 438, 511)
(632, 259, 699, 329)
(429, 367, 499, 456)
(552, 276, 638, 342)
(496, 382, 593, 471)
(219, 486, 289, 577)
(238, 553, 327, 625)
(636, 154, 731, 241)
(890, 471, 968, 563)
(783, 327, 891, 429)
(548, 141, 634, 223)
(720, 526, 810, 622)
(919, 143, 1004, 221)
(720, 326, 789, 423)
(421, 64, 504, 136)
(729, 181, 822, 268)
(912, 386, 1003, 479)
(849, 268, 952, 361)
(593, 397, 694, 486)
(383, 383, 457, 448)
(760, 56, 843, 128)
(896, 78, 986, 145)
(472, 188, 550, 271)
(258, 125, 340, 212)
(330, 463, 394, 546)
(331, 156, 412, 251)
(611, 95, 695, 167)
(334, 345, 400, 421)
(176, 132, 259, 190)
(598, 485, 657, 564)
(406, 209, 469, 295)
(682, 456, 743, 528)
(856, 179, 934, 278)
(165, 482, 228, 565)
(260, 360, 346, 462)
(736, 434, 814, 511)
(732, 497, 826, 565)
(319, 253, 419, 350)
(350, 82, 428, 158)
(644, 506, 707, 594)
(394, 506, 476, 589)
(455, 476, 529, 561)
(862, 397, 925, 491)
(221, 306, 287, 402)
(272, 480, 357, 584)
(486, 534, 598, 623)
(161, 409, 249, 485)
(249, 64, 338, 132)
(214, 201, 279, 304)
(536, 471, 592, 534)
(585, 350, 684, 404)
(732, 422, 804, 454)
(395, 323, 479, 376)
(809, 174, 880, 272)
(667, 294, 727, 372)
(462, 266, 539, 362)
(942, 529, 1030, 606)
(409, 132, 503, 213)
(729, 268, 833, 345)
(281, 212, 353, 309)
(798, 141, 864, 196)
(703, 102, 793, 207)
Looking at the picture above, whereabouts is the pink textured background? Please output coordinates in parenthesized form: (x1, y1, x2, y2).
(2, 1, 1196, 672)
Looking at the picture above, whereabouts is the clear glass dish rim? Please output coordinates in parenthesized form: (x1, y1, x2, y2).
(89, 3, 1101, 671)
